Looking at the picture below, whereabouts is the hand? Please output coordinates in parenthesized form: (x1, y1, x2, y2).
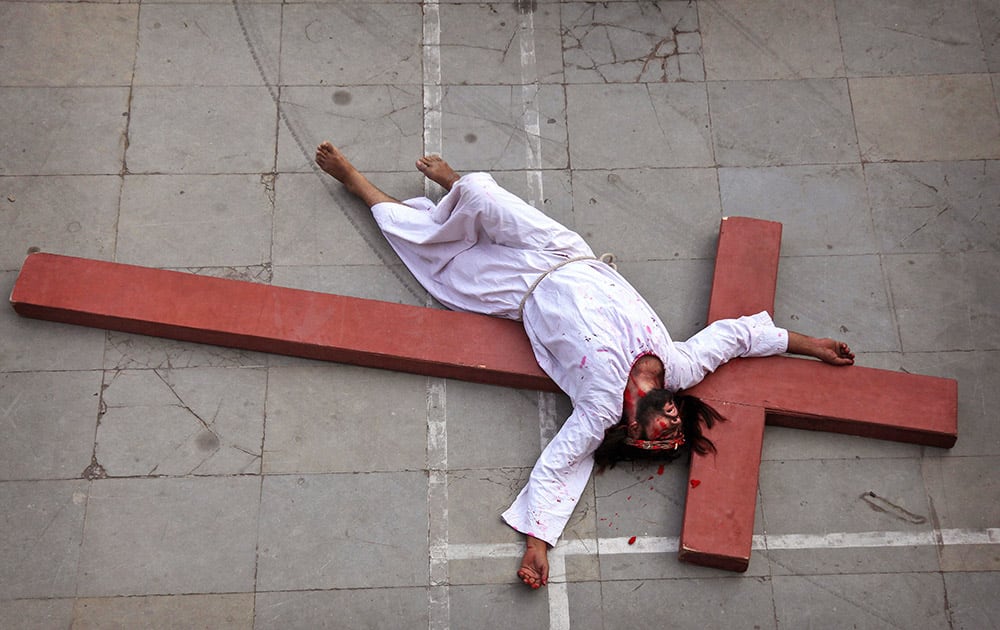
(517, 535, 549, 589)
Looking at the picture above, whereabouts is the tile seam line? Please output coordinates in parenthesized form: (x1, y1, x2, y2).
(421, 3, 448, 630)
(513, 8, 570, 630)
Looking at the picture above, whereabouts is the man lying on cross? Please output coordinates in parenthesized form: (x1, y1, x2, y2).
(315, 141, 855, 589)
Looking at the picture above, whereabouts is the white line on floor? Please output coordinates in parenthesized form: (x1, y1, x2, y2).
(446, 528, 1000, 561)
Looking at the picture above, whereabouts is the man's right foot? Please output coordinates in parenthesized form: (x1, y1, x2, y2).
(416, 155, 461, 191)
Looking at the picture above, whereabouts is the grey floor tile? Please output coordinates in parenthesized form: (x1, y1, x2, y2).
(762, 424, 925, 464)
(0, 3, 137, 87)
(567, 83, 712, 169)
(719, 165, 878, 255)
(439, 2, 564, 85)
(254, 588, 429, 630)
(264, 364, 427, 474)
(445, 381, 556, 469)
(126, 87, 276, 174)
(0, 176, 120, 270)
(562, 1, 702, 83)
(103, 330, 270, 371)
(600, 577, 777, 628)
(774, 254, 898, 353)
(594, 460, 688, 541)
(1, 272, 107, 372)
(272, 172, 421, 268)
(837, 0, 988, 77)
(439, 84, 568, 171)
(135, 4, 280, 87)
(447, 584, 549, 630)
(852, 74, 1000, 162)
(885, 251, 1000, 352)
(565, 581, 603, 630)
(276, 85, 423, 174)
(0, 88, 129, 176)
(866, 160, 1000, 255)
(447, 465, 527, 535)
(257, 472, 429, 590)
(0, 598, 74, 630)
(944, 572, 1000, 629)
(761, 458, 939, 575)
(773, 573, 948, 628)
(78, 477, 260, 597)
(762, 458, 931, 533)
(709, 79, 858, 166)
(0, 371, 100, 481)
(700, 0, 843, 80)
(980, 0, 1000, 72)
(279, 4, 422, 86)
(117, 174, 273, 267)
(96, 367, 265, 477)
(923, 456, 1000, 532)
(0, 480, 89, 599)
(900, 350, 1000, 459)
(572, 168, 722, 262)
(73, 593, 254, 630)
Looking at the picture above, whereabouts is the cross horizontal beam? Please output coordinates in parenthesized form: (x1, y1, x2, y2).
(9, 253, 558, 393)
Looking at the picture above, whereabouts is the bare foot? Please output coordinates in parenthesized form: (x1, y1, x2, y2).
(315, 141, 397, 207)
(416, 155, 461, 191)
(517, 535, 549, 589)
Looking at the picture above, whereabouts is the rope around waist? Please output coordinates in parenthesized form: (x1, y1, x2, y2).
(517, 253, 617, 320)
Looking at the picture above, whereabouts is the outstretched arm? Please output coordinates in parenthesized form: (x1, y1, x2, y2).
(786, 331, 855, 366)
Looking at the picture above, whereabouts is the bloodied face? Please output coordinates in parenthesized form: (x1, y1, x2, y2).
(644, 400, 682, 440)
(635, 390, 684, 442)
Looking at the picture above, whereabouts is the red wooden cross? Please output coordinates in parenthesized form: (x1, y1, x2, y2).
(10, 217, 957, 572)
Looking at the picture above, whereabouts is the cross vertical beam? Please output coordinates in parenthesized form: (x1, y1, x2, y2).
(678, 217, 957, 572)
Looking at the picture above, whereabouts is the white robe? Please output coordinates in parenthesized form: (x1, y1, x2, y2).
(371, 173, 788, 546)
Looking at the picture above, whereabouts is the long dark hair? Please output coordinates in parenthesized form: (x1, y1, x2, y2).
(594, 389, 727, 470)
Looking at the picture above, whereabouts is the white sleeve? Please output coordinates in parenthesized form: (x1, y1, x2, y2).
(501, 400, 610, 547)
(667, 311, 789, 391)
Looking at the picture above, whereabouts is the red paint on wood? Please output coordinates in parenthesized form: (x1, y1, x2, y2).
(10, 253, 558, 392)
(689, 357, 958, 448)
(706, 217, 782, 322)
(679, 403, 766, 572)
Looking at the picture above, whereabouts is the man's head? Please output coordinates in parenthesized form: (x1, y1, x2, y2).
(622, 389, 686, 452)
(595, 391, 726, 469)
(634, 388, 684, 442)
